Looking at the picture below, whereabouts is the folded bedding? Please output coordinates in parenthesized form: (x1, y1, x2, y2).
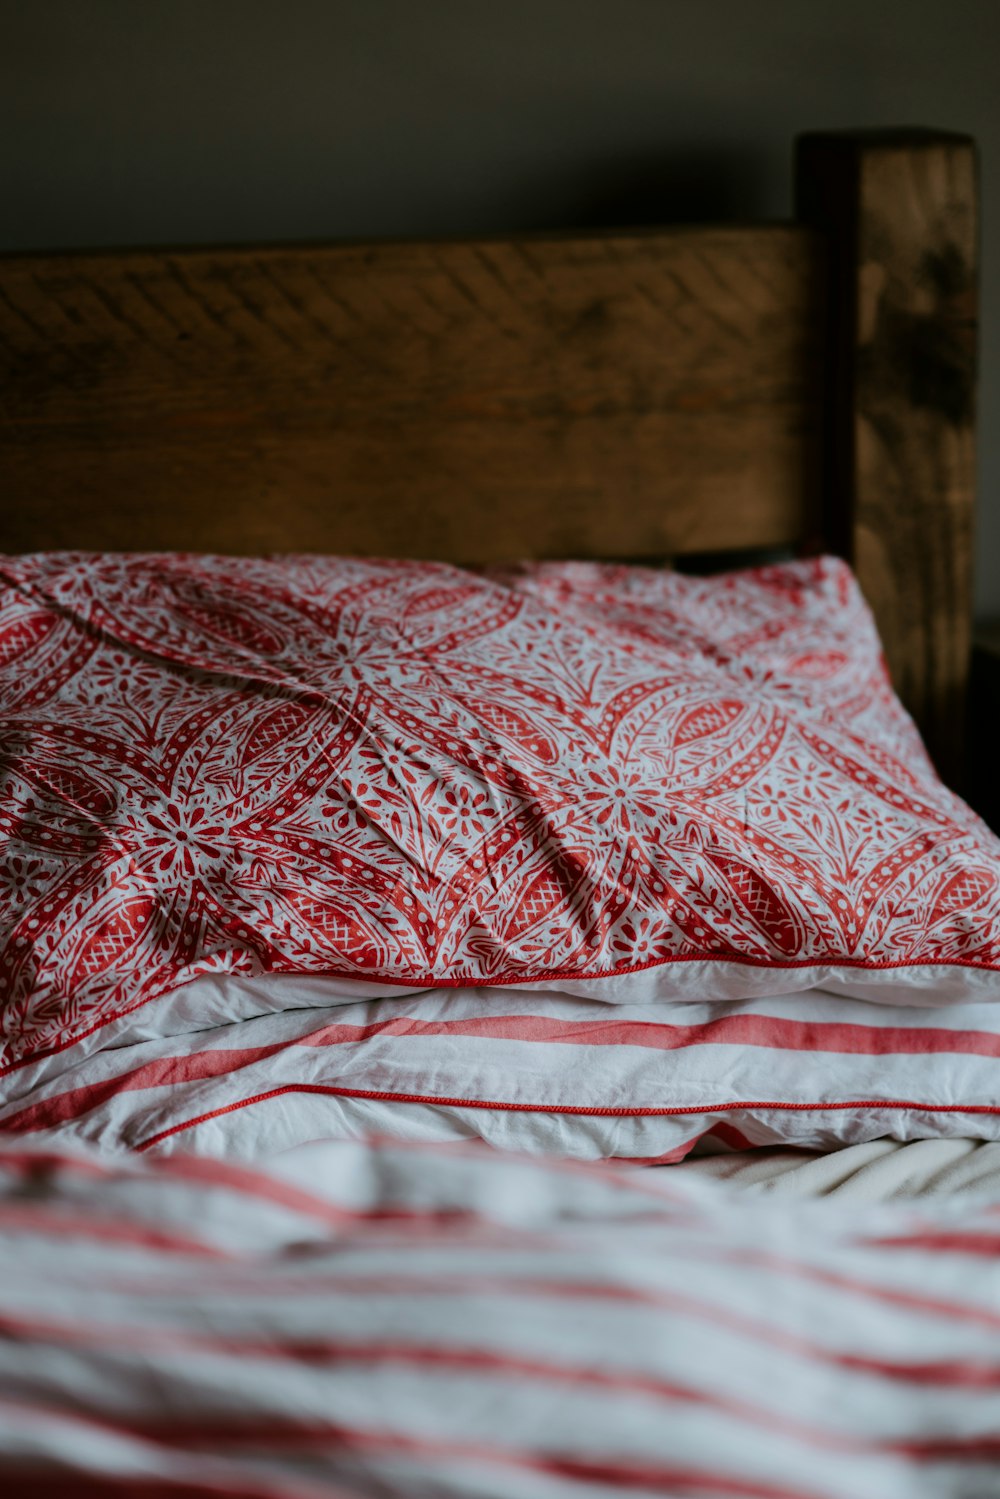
(6, 981, 1000, 1164)
(3, 551, 1000, 1089)
(3, 1133, 1000, 1499)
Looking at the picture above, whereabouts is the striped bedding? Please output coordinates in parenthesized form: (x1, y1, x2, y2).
(4, 982, 1000, 1164)
(2, 1132, 1000, 1498)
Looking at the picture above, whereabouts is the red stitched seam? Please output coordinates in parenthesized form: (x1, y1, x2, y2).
(134, 1085, 1000, 1152)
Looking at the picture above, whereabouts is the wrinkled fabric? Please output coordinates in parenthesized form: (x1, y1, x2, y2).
(2, 1134, 1000, 1497)
(5, 981, 1000, 1163)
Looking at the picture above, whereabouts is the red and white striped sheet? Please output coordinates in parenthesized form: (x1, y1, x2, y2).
(1, 1133, 1000, 1498)
(6, 984, 1000, 1162)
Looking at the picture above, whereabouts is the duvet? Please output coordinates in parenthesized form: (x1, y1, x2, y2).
(2, 1133, 1000, 1499)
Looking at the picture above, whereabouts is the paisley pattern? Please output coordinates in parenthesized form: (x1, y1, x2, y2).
(1, 550, 1000, 1073)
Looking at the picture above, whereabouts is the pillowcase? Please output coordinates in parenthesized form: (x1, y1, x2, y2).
(2, 550, 999, 1077)
(4, 984, 1000, 1161)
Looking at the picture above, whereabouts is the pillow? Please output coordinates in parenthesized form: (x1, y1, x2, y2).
(2, 550, 999, 1077)
(5, 984, 1000, 1162)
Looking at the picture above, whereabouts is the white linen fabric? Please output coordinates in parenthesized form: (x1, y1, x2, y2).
(677, 1136, 1000, 1199)
(1, 1134, 999, 1498)
(6, 981, 1000, 1162)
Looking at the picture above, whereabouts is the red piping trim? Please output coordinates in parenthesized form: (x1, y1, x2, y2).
(134, 1083, 1000, 1152)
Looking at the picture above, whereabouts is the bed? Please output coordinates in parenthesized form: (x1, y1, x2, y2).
(0, 127, 995, 1498)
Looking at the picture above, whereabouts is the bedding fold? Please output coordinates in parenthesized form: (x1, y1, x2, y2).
(2, 1133, 1000, 1497)
(7, 980, 1000, 1165)
(677, 1136, 1000, 1199)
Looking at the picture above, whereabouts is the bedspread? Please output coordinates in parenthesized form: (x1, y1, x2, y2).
(1, 1134, 999, 1498)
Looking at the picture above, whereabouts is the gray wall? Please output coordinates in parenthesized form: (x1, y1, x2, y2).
(4, 0, 998, 614)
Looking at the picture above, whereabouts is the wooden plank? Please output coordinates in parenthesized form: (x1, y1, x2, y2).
(0, 227, 822, 562)
(796, 130, 978, 783)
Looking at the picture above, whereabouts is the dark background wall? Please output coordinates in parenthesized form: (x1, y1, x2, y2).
(4, 0, 997, 613)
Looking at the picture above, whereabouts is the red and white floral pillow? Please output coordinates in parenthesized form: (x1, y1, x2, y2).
(1, 549, 999, 1076)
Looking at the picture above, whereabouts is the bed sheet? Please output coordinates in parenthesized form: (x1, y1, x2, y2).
(677, 1136, 1000, 1199)
(2, 1133, 1000, 1498)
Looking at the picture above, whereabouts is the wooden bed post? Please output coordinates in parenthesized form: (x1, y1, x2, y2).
(795, 129, 978, 785)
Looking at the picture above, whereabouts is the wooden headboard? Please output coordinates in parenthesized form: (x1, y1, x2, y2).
(0, 129, 977, 780)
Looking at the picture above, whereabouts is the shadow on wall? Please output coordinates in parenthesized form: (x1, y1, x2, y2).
(551, 148, 770, 231)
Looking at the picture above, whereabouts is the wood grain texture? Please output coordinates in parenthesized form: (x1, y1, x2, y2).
(0, 228, 822, 561)
(796, 130, 978, 782)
